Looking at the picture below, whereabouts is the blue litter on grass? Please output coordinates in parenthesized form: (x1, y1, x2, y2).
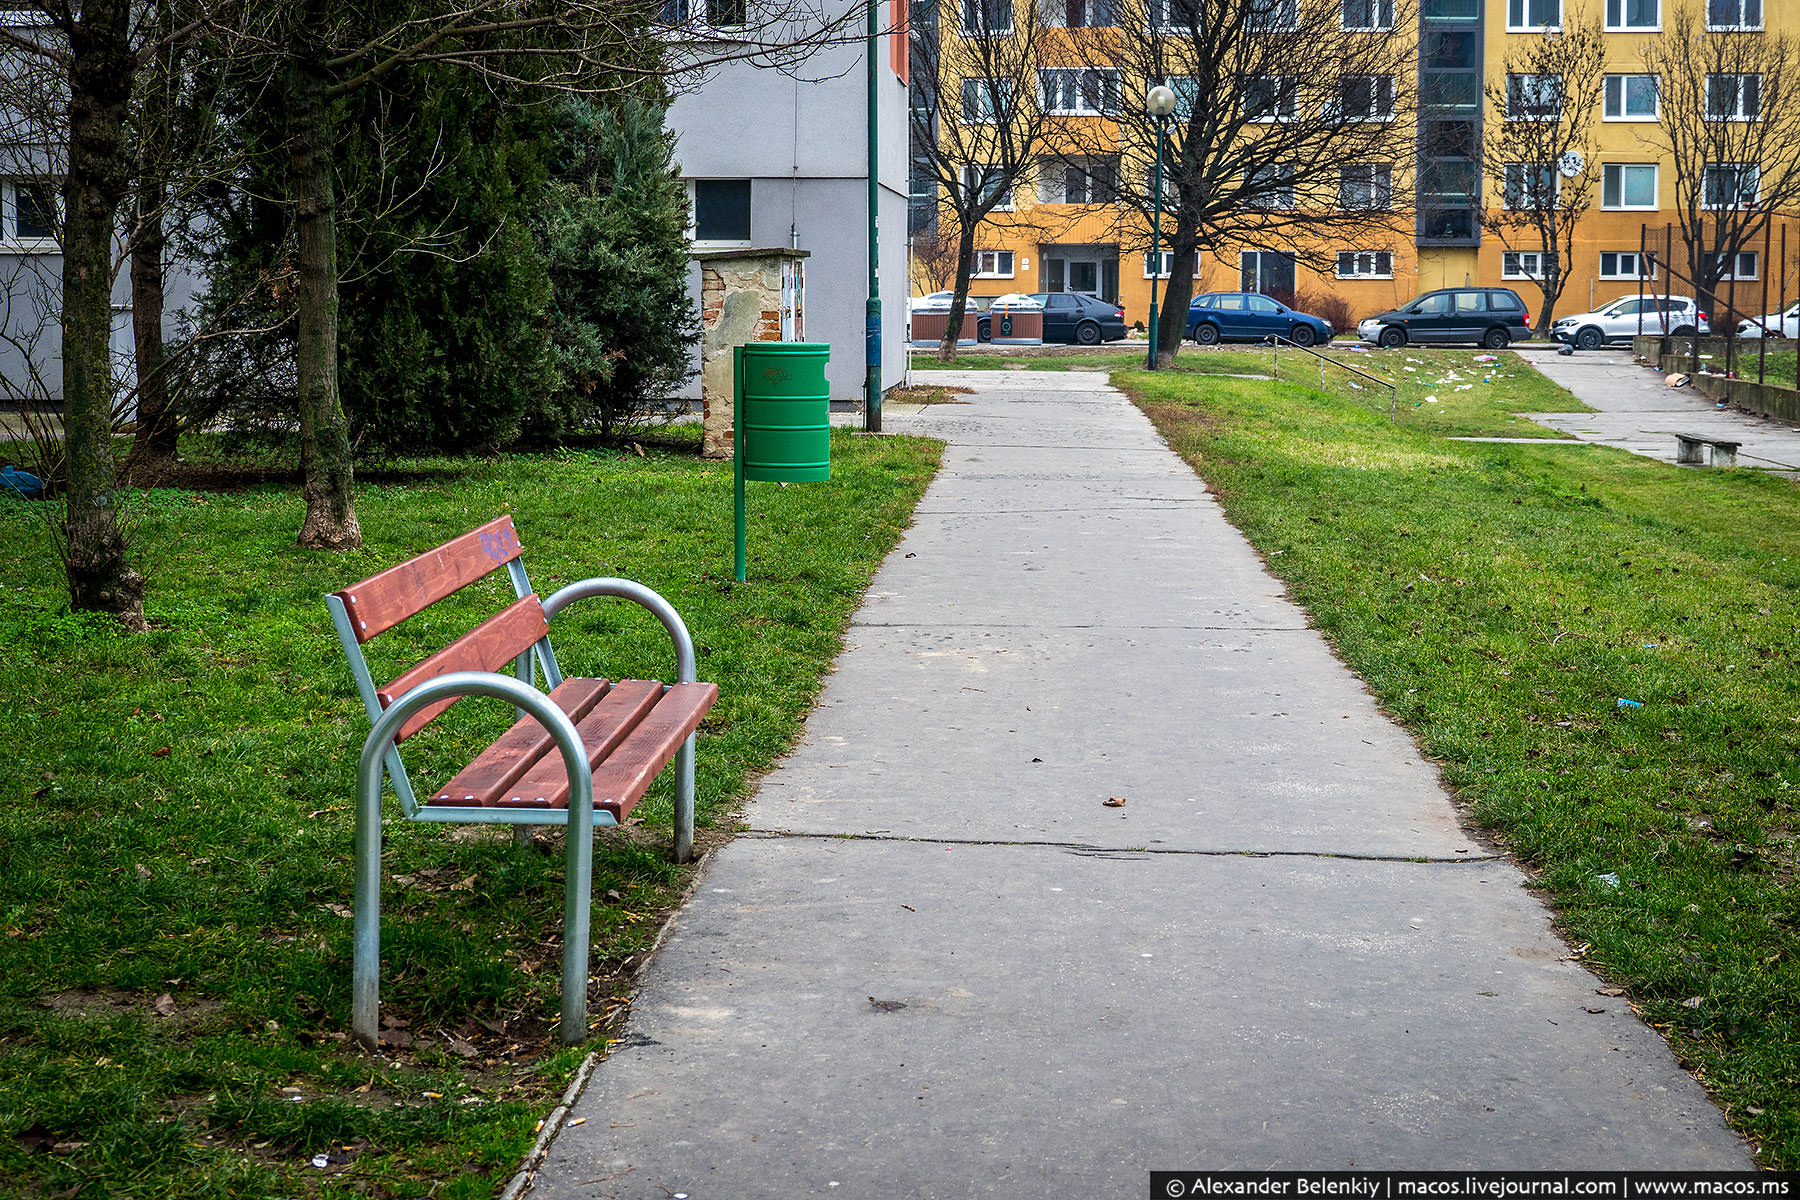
(1617, 698, 1643, 709)
(1, 465, 44, 500)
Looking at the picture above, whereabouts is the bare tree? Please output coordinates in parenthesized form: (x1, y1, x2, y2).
(1643, 5, 1800, 324)
(1479, 18, 1604, 335)
(911, 219, 964, 292)
(909, 0, 1062, 360)
(1053, 0, 1417, 364)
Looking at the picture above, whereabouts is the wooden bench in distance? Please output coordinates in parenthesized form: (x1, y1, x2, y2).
(1673, 432, 1741, 468)
(326, 516, 717, 1048)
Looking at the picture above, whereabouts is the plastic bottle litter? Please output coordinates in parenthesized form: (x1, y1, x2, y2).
(1616, 698, 1643, 709)
(1595, 872, 1621, 889)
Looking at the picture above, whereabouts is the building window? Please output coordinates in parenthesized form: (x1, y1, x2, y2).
(1245, 76, 1297, 122)
(691, 179, 751, 244)
(1145, 250, 1200, 278)
(1503, 163, 1555, 209)
(660, 0, 749, 25)
(2, 180, 56, 249)
(1599, 251, 1655, 279)
(1508, 0, 1559, 29)
(1337, 75, 1395, 121)
(1706, 74, 1761, 121)
(1038, 156, 1117, 203)
(1044, 0, 1119, 27)
(1506, 73, 1564, 120)
(1603, 74, 1658, 120)
(1605, 0, 1657, 26)
(1707, 0, 1761, 30)
(961, 0, 1013, 33)
(1703, 163, 1759, 209)
(1341, 0, 1394, 29)
(1502, 251, 1546, 280)
(1339, 164, 1392, 210)
(971, 249, 1015, 278)
(1150, 0, 1200, 29)
(1336, 250, 1393, 278)
(1702, 250, 1758, 280)
(1601, 163, 1657, 210)
(1248, 0, 1299, 30)
(1246, 163, 1296, 209)
(961, 78, 1015, 123)
(963, 165, 1014, 211)
(1040, 69, 1120, 116)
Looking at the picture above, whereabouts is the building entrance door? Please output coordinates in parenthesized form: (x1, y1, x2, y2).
(1042, 247, 1119, 302)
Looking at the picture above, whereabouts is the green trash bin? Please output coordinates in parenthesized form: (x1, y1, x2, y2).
(737, 342, 830, 482)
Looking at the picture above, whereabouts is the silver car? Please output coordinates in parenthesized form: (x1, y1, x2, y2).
(1551, 296, 1708, 349)
(1737, 302, 1800, 339)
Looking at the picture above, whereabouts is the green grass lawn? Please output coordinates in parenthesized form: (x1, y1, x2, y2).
(915, 344, 1589, 439)
(0, 427, 940, 1198)
(1117, 363, 1800, 1167)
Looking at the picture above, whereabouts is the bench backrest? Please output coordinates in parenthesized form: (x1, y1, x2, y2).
(328, 518, 559, 819)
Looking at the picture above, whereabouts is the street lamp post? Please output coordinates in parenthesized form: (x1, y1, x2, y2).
(1145, 85, 1177, 371)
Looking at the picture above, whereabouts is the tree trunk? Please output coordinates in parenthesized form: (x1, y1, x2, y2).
(1156, 224, 1200, 367)
(126, 178, 179, 477)
(937, 221, 979, 363)
(62, 0, 146, 629)
(288, 12, 361, 551)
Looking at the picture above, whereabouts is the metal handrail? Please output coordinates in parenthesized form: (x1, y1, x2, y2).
(1264, 334, 1401, 422)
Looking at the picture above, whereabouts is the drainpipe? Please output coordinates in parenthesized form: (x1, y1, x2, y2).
(866, 0, 882, 432)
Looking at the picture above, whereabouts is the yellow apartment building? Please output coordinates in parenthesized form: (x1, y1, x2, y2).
(913, 0, 1800, 333)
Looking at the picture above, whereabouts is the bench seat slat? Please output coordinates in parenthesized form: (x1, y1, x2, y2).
(497, 680, 666, 809)
(428, 677, 611, 807)
(588, 682, 719, 821)
(378, 595, 549, 743)
(335, 516, 524, 643)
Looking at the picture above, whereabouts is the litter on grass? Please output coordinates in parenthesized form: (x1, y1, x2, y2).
(1595, 873, 1621, 889)
(1617, 698, 1643, 708)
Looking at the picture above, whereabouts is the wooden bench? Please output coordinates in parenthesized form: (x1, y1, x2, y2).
(1673, 432, 1741, 468)
(326, 516, 717, 1049)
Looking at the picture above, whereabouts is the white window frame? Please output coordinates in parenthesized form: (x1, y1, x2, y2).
(1150, 0, 1198, 30)
(1, 179, 57, 251)
(961, 77, 1013, 124)
(1246, 163, 1296, 210)
(1598, 251, 1656, 280)
(1337, 74, 1395, 122)
(1506, 73, 1564, 121)
(960, 0, 1015, 34)
(1335, 250, 1393, 279)
(1601, 163, 1658, 211)
(660, 0, 751, 29)
(1340, 0, 1394, 30)
(1247, 0, 1299, 31)
(1245, 75, 1298, 122)
(971, 249, 1015, 278)
(1501, 250, 1547, 280)
(1603, 74, 1659, 121)
(1039, 68, 1121, 116)
(1507, 0, 1560, 30)
(1703, 162, 1759, 210)
(1705, 74, 1761, 121)
(1706, 0, 1761, 31)
(1604, 0, 1657, 29)
(1503, 162, 1557, 210)
(686, 178, 753, 248)
(1041, 0, 1119, 26)
(1338, 163, 1392, 211)
(1144, 250, 1200, 279)
(963, 165, 1015, 211)
(1702, 250, 1758, 281)
(1039, 156, 1118, 204)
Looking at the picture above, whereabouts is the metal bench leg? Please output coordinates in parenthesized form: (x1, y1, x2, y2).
(352, 751, 387, 1050)
(561, 774, 595, 1045)
(675, 732, 697, 865)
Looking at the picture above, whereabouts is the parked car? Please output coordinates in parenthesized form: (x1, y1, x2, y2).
(979, 292, 1126, 345)
(1736, 302, 1800, 339)
(1358, 287, 1533, 348)
(1551, 296, 1709, 349)
(1186, 292, 1333, 347)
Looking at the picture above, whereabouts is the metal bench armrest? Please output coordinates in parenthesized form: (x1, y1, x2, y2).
(354, 670, 597, 1050)
(541, 577, 702, 864)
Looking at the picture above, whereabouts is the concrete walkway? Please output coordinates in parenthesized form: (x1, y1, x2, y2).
(1512, 344, 1800, 471)
(530, 371, 1750, 1198)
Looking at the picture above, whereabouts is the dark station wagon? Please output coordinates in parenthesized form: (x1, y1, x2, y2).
(1357, 287, 1534, 349)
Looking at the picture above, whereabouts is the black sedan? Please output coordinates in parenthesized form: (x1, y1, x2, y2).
(978, 292, 1127, 345)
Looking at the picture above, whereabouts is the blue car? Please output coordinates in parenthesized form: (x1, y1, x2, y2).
(1187, 292, 1333, 347)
